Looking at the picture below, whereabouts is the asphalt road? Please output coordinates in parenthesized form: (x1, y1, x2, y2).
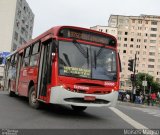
(0, 91, 132, 129)
(0, 91, 159, 131)
(117, 104, 160, 129)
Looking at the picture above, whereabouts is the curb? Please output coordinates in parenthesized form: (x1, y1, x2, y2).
(117, 101, 160, 109)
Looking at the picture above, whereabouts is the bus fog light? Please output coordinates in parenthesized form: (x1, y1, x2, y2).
(112, 89, 114, 92)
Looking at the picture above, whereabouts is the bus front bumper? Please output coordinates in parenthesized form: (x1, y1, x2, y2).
(49, 86, 118, 107)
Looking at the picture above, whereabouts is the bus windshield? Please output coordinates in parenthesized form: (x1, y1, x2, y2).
(58, 41, 117, 81)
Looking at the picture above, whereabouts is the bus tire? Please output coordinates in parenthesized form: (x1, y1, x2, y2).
(29, 86, 40, 109)
(71, 105, 87, 112)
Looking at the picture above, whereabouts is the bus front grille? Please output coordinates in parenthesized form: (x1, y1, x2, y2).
(64, 98, 109, 104)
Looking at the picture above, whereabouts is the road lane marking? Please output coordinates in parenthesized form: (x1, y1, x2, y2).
(109, 107, 148, 129)
(134, 107, 160, 118)
(142, 110, 151, 112)
(148, 112, 158, 115)
(154, 114, 160, 117)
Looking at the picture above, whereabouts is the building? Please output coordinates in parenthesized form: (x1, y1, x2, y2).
(0, 0, 34, 52)
(0, 0, 34, 84)
(108, 14, 160, 91)
(90, 25, 117, 37)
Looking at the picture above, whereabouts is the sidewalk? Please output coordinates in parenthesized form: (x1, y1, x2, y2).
(0, 90, 8, 94)
(117, 100, 160, 110)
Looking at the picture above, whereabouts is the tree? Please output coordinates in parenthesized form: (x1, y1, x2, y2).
(135, 73, 159, 94)
(150, 81, 160, 93)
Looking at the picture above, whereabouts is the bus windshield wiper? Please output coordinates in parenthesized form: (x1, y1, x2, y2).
(73, 39, 88, 58)
(94, 45, 105, 69)
(96, 45, 105, 58)
(72, 39, 89, 67)
(63, 53, 71, 67)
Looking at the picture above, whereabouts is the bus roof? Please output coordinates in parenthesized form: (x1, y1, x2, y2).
(12, 26, 117, 55)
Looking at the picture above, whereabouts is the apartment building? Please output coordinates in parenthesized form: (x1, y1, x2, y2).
(0, 0, 34, 52)
(108, 14, 160, 91)
(0, 0, 34, 82)
(90, 25, 117, 38)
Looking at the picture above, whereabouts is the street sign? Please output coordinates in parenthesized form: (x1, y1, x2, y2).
(0, 52, 10, 64)
(142, 81, 147, 86)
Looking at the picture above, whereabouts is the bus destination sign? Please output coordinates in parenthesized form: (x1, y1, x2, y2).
(59, 28, 116, 46)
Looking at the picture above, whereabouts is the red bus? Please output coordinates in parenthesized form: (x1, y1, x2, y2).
(4, 26, 121, 111)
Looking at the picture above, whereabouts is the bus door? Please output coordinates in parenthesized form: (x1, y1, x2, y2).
(37, 39, 53, 100)
(4, 58, 10, 90)
(9, 54, 18, 92)
(15, 52, 23, 94)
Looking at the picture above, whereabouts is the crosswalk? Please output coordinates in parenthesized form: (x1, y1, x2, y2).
(134, 107, 160, 118)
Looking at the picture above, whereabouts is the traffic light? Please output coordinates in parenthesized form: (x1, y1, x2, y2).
(128, 59, 134, 71)
(130, 74, 137, 81)
(130, 74, 135, 81)
(0, 57, 3, 64)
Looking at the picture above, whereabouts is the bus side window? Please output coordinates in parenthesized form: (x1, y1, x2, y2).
(6, 59, 9, 70)
(23, 47, 31, 67)
(30, 42, 40, 67)
(13, 53, 18, 67)
(7, 58, 11, 70)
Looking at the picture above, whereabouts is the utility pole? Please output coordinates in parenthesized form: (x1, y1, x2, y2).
(132, 53, 137, 102)
(128, 53, 137, 102)
(144, 74, 146, 95)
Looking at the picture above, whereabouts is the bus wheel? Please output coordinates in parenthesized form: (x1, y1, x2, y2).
(29, 86, 40, 109)
(71, 105, 87, 112)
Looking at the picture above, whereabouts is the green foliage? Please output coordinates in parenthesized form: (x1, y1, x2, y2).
(151, 81, 160, 93)
(135, 73, 159, 94)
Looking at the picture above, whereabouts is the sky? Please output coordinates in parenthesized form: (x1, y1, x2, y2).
(26, 0, 160, 38)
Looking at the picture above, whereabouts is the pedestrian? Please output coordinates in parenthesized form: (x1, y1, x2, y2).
(126, 94, 130, 102)
(121, 93, 124, 102)
(147, 94, 150, 106)
(157, 92, 160, 106)
(142, 95, 145, 104)
(157, 92, 160, 99)
(135, 95, 138, 104)
(151, 93, 156, 106)
(140, 94, 144, 104)
(157, 92, 160, 100)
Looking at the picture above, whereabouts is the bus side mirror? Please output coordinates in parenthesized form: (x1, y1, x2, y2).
(52, 45, 56, 53)
(52, 39, 58, 53)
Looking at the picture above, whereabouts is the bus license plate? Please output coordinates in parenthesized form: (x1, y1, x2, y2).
(84, 96, 96, 101)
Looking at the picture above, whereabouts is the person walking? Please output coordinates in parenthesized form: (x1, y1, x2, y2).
(151, 93, 156, 106)
(157, 92, 160, 106)
(126, 94, 130, 102)
(147, 94, 150, 106)
(121, 93, 124, 102)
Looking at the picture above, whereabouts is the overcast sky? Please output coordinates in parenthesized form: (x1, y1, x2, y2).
(26, 0, 160, 38)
